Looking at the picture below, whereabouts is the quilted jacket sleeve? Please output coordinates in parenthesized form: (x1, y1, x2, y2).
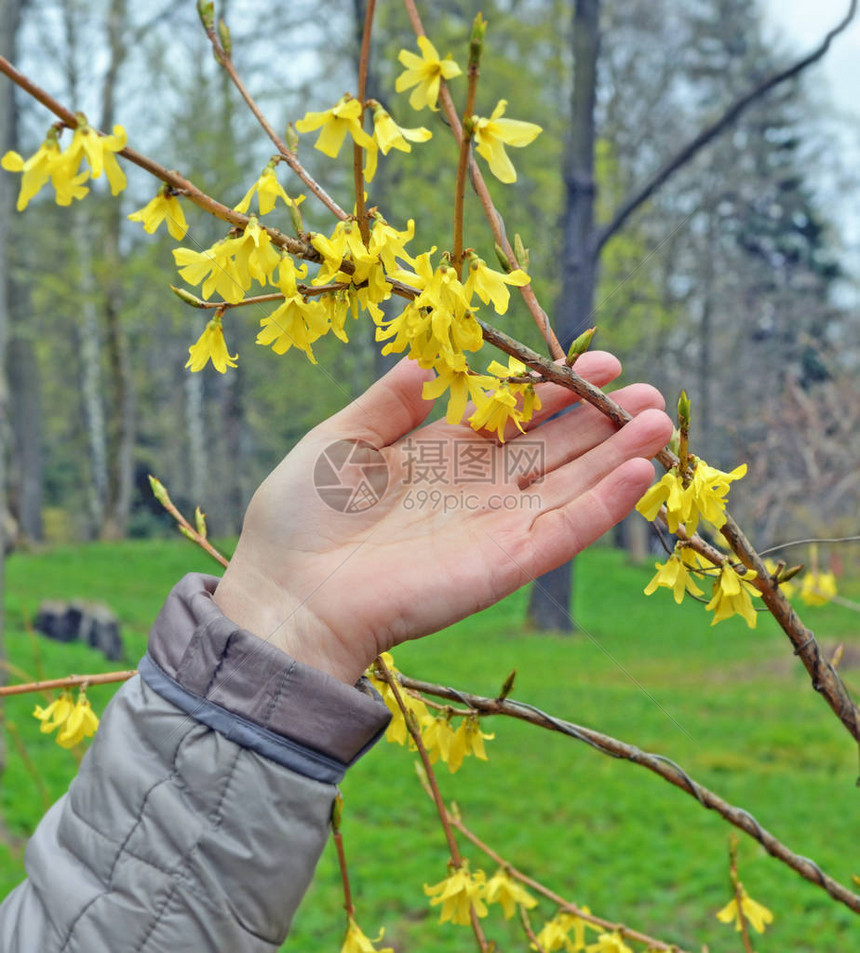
(0, 573, 391, 953)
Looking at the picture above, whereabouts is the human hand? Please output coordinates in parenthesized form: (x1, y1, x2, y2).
(214, 354, 673, 683)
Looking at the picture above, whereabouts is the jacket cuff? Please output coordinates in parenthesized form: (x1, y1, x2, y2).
(140, 573, 390, 782)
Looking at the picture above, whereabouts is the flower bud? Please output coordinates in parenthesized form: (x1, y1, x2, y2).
(218, 17, 231, 56)
(497, 669, 516, 701)
(677, 390, 691, 428)
(196, 0, 214, 31)
(566, 327, 596, 366)
(170, 284, 207, 308)
(514, 233, 529, 271)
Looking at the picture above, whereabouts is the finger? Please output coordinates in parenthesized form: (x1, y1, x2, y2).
(523, 456, 658, 575)
(523, 383, 666, 486)
(324, 357, 435, 447)
(533, 408, 673, 512)
(463, 350, 623, 444)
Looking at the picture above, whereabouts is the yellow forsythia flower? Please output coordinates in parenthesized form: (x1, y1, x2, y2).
(715, 887, 774, 934)
(422, 354, 494, 425)
(340, 918, 393, 953)
(473, 100, 542, 184)
(636, 458, 746, 534)
(232, 217, 281, 287)
(643, 548, 705, 604)
(366, 652, 432, 747)
(56, 696, 99, 748)
(295, 95, 375, 158)
(2, 130, 89, 209)
(799, 569, 838, 606)
(365, 105, 431, 182)
(128, 188, 188, 240)
(34, 690, 99, 748)
(65, 118, 127, 194)
(173, 239, 245, 303)
(705, 562, 759, 628)
(424, 862, 488, 925)
(533, 910, 594, 952)
(234, 162, 303, 216)
(484, 870, 537, 920)
(463, 254, 530, 315)
(396, 36, 462, 111)
(446, 716, 494, 773)
(33, 691, 75, 735)
(186, 315, 239, 373)
(586, 932, 634, 953)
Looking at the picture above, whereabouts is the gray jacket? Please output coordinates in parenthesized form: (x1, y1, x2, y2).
(0, 573, 391, 952)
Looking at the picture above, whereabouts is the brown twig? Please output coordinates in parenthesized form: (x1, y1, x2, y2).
(453, 19, 482, 276)
(0, 56, 321, 263)
(353, 0, 376, 244)
(518, 906, 548, 953)
(448, 810, 689, 952)
(200, 22, 348, 221)
(333, 827, 355, 918)
(477, 316, 860, 748)
(0, 670, 137, 697)
(398, 674, 860, 915)
(729, 835, 755, 953)
(401, 0, 564, 360)
(149, 475, 230, 568)
(374, 657, 491, 952)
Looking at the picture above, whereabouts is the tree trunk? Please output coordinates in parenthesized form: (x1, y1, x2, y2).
(527, 0, 600, 633)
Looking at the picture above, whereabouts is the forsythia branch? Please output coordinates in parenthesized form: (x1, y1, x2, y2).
(399, 674, 860, 915)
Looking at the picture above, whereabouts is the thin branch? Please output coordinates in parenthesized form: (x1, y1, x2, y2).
(0, 56, 321, 263)
(477, 317, 860, 747)
(453, 21, 482, 277)
(401, 0, 564, 360)
(353, 0, 376, 244)
(729, 836, 755, 953)
(201, 23, 348, 220)
(449, 812, 691, 952)
(0, 670, 137, 697)
(398, 674, 860, 915)
(597, 0, 858, 253)
(374, 658, 491, 952)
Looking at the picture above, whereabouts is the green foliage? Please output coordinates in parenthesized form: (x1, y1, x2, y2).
(1, 540, 857, 950)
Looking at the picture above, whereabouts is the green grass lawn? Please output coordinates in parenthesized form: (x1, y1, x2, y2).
(1, 539, 858, 951)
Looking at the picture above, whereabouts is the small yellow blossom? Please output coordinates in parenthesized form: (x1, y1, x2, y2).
(643, 547, 705, 604)
(635, 469, 686, 531)
(586, 932, 634, 953)
(425, 863, 488, 925)
(186, 315, 239, 373)
(447, 716, 494, 772)
(2, 131, 89, 209)
(799, 569, 838, 606)
(686, 459, 747, 531)
(33, 691, 75, 735)
(128, 187, 188, 240)
(396, 36, 462, 111)
(365, 105, 432, 182)
(295, 95, 375, 158)
(173, 237, 246, 303)
(533, 910, 594, 952)
(56, 695, 99, 748)
(232, 217, 282, 287)
(423, 354, 494, 425)
(463, 255, 530, 315)
(715, 887, 774, 934)
(65, 118, 127, 194)
(473, 100, 542, 184)
(340, 918, 394, 953)
(706, 562, 759, 628)
(420, 714, 459, 766)
(366, 652, 432, 747)
(234, 162, 303, 216)
(485, 870, 537, 920)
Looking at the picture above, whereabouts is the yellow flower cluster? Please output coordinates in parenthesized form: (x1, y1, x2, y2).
(32, 688, 99, 749)
(715, 887, 774, 934)
(2, 116, 126, 210)
(636, 457, 747, 535)
(367, 653, 494, 773)
(424, 863, 538, 927)
(799, 569, 838, 606)
(532, 913, 631, 953)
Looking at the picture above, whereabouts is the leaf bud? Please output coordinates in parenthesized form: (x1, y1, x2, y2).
(331, 793, 344, 832)
(289, 200, 304, 236)
(285, 123, 300, 153)
(196, 0, 215, 31)
(194, 506, 208, 538)
(566, 327, 596, 366)
(668, 427, 681, 456)
(780, 563, 803, 583)
(493, 242, 513, 273)
(180, 525, 196, 542)
(170, 284, 207, 308)
(829, 643, 844, 669)
(514, 233, 529, 271)
(677, 390, 691, 428)
(218, 18, 232, 56)
(148, 474, 168, 506)
(497, 669, 516, 701)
